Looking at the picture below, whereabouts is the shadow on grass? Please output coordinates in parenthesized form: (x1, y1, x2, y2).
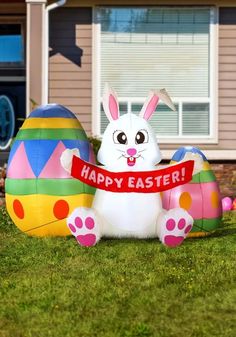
(194, 211, 236, 240)
(100, 237, 156, 246)
(210, 227, 236, 238)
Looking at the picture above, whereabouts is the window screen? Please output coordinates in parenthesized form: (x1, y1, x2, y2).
(97, 7, 212, 139)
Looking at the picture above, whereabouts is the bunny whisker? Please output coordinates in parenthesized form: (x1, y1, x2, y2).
(116, 149, 126, 153)
(138, 149, 147, 153)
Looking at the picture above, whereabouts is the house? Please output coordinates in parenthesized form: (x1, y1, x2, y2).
(0, 0, 236, 196)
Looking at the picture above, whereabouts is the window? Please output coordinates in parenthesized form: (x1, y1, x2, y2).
(94, 7, 217, 143)
(0, 23, 24, 66)
(0, 95, 15, 150)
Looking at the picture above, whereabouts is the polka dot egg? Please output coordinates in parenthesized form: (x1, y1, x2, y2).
(5, 104, 96, 236)
(162, 147, 222, 237)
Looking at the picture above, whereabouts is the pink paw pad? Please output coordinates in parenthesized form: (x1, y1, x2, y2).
(164, 235, 185, 247)
(85, 217, 95, 230)
(178, 218, 186, 230)
(184, 225, 192, 234)
(166, 218, 175, 231)
(68, 223, 76, 233)
(75, 217, 83, 228)
(76, 234, 96, 247)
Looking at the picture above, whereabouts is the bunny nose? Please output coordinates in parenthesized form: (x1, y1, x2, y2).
(127, 148, 137, 156)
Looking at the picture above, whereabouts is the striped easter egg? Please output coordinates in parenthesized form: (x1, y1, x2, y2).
(5, 104, 96, 236)
(162, 146, 222, 237)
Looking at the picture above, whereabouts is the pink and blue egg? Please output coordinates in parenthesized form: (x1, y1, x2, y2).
(162, 147, 222, 237)
(5, 104, 96, 236)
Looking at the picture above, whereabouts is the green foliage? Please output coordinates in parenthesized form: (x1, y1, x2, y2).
(30, 98, 39, 110)
(0, 207, 236, 337)
(89, 137, 102, 161)
(0, 166, 6, 198)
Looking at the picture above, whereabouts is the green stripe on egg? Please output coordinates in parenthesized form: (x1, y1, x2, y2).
(17, 128, 88, 141)
(5, 178, 96, 196)
(191, 170, 216, 183)
(192, 217, 222, 232)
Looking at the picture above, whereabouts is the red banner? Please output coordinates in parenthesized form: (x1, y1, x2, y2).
(71, 156, 194, 193)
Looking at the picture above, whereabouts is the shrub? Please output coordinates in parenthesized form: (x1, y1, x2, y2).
(89, 137, 102, 163)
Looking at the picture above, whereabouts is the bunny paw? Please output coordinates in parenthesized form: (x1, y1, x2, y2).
(60, 148, 80, 174)
(67, 207, 100, 247)
(159, 208, 193, 247)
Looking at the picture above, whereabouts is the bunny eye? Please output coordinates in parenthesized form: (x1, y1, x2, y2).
(135, 129, 149, 144)
(113, 130, 127, 145)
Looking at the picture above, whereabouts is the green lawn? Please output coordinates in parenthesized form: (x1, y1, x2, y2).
(0, 207, 236, 337)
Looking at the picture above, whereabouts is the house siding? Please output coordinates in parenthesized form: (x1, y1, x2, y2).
(49, 7, 92, 133)
(218, 7, 236, 150)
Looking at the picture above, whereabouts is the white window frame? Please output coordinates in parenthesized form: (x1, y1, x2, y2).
(92, 6, 218, 144)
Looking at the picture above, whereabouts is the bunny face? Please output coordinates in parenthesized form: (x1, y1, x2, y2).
(98, 84, 176, 172)
(98, 113, 161, 172)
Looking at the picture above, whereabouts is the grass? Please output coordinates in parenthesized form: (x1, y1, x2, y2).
(0, 207, 236, 337)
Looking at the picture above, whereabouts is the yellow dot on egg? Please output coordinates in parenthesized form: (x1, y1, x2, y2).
(179, 192, 192, 211)
(211, 191, 219, 209)
(203, 161, 211, 171)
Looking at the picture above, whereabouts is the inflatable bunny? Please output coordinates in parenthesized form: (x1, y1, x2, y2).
(61, 84, 201, 247)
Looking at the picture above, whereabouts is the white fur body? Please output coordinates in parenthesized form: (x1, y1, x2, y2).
(92, 112, 164, 238)
(93, 189, 162, 238)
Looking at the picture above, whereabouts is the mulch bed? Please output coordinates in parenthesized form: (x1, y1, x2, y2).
(0, 165, 6, 206)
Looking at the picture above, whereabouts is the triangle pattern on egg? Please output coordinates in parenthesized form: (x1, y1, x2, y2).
(7, 140, 21, 168)
(62, 140, 89, 162)
(39, 141, 71, 178)
(24, 140, 58, 177)
(7, 142, 35, 178)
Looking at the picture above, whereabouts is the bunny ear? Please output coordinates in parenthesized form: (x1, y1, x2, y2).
(102, 83, 120, 121)
(139, 91, 160, 120)
(140, 89, 176, 121)
(158, 89, 176, 112)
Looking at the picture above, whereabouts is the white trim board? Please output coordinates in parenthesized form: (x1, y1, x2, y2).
(25, 0, 47, 3)
(92, 6, 101, 137)
(209, 6, 219, 144)
(26, 2, 30, 116)
(161, 150, 236, 161)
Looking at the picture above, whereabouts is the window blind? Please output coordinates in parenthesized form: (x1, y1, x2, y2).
(98, 7, 211, 137)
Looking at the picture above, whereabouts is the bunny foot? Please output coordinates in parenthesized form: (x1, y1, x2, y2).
(159, 208, 193, 247)
(67, 207, 100, 247)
